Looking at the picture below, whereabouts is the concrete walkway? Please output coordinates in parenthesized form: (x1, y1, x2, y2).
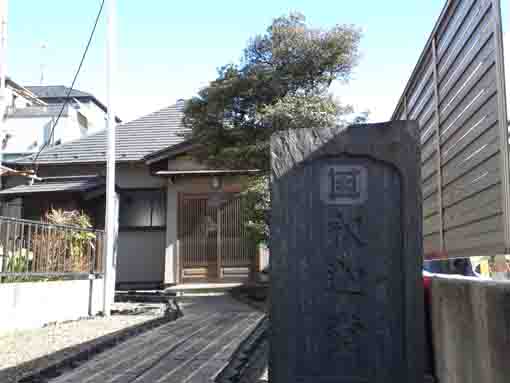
(51, 295, 265, 383)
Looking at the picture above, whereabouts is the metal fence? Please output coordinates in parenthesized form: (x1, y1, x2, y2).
(392, 0, 510, 260)
(0, 216, 105, 280)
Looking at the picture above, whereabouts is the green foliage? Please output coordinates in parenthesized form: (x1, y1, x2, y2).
(5, 249, 32, 272)
(241, 176, 270, 244)
(44, 209, 96, 260)
(184, 12, 363, 242)
(1, 248, 34, 283)
(0, 209, 96, 283)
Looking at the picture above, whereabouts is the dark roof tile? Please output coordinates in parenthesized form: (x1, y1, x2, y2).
(10, 103, 189, 165)
(0, 177, 104, 195)
(26, 85, 93, 99)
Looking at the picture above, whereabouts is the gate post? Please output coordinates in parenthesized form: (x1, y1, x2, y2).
(270, 121, 424, 382)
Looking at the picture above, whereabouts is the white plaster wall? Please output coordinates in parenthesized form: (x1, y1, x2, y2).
(116, 165, 166, 188)
(35, 164, 165, 189)
(165, 184, 178, 284)
(78, 101, 107, 134)
(53, 110, 85, 144)
(3, 117, 50, 155)
(0, 279, 104, 333)
(3, 114, 82, 156)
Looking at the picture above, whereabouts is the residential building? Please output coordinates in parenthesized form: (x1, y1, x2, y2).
(26, 85, 119, 134)
(2, 85, 113, 161)
(1, 102, 258, 288)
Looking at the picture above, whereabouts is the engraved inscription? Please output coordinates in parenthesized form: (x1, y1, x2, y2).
(321, 165, 367, 205)
(327, 209, 365, 250)
(328, 311, 366, 354)
(329, 168, 359, 199)
(326, 206, 368, 360)
(327, 255, 366, 295)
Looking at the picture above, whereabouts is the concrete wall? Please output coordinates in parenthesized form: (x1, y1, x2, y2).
(430, 275, 510, 383)
(0, 279, 104, 333)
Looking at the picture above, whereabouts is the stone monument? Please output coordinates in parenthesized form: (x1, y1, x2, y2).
(270, 121, 424, 382)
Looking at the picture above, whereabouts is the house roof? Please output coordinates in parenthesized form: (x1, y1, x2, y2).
(0, 176, 104, 196)
(143, 139, 195, 164)
(26, 85, 94, 99)
(155, 169, 260, 176)
(25, 85, 118, 120)
(10, 103, 189, 165)
(0, 164, 35, 177)
(6, 77, 47, 106)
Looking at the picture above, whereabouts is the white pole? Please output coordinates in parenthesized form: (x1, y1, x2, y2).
(103, 0, 117, 316)
(0, 0, 8, 174)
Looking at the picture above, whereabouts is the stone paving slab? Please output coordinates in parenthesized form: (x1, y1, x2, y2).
(51, 296, 264, 383)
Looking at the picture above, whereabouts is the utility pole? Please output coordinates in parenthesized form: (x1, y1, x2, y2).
(103, 0, 117, 316)
(0, 0, 8, 178)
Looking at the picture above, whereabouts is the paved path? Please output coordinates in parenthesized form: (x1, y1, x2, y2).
(51, 295, 264, 383)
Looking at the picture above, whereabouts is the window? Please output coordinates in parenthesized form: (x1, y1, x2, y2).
(119, 189, 166, 229)
(77, 112, 88, 134)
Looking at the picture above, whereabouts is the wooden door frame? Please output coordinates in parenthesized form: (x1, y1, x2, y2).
(177, 192, 219, 283)
(176, 191, 254, 283)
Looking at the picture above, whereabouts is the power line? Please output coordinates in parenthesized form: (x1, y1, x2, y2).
(32, 0, 105, 172)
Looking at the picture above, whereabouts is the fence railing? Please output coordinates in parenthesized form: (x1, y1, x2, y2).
(0, 216, 105, 280)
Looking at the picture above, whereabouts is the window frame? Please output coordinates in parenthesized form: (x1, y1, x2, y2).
(118, 188, 167, 231)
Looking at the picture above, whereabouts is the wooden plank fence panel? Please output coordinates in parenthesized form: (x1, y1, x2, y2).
(392, 0, 509, 260)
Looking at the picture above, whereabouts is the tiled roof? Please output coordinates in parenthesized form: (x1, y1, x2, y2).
(26, 85, 93, 99)
(25, 86, 117, 119)
(0, 176, 104, 196)
(10, 103, 189, 165)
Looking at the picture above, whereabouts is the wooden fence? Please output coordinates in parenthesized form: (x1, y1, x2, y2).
(392, 0, 510, 260)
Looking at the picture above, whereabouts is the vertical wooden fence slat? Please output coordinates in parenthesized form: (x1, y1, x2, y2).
(392, 0, 510, 259)
(432, 35, 445, 252)
(493, 0, 510, 253)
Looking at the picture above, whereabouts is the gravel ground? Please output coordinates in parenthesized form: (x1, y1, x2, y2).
(0, 302, 168, 382)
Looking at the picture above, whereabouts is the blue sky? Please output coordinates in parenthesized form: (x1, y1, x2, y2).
(8, 1, 453, 122)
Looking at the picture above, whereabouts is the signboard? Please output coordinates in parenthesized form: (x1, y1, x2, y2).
(270, 122, 423, 383)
